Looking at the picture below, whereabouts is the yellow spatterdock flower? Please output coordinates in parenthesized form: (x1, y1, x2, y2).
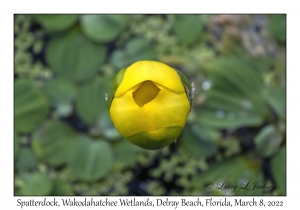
(107, 60, 193, 150)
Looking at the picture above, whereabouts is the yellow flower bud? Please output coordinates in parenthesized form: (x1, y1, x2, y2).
(107, 60, 193, 150)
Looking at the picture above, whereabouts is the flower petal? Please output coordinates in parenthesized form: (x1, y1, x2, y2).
(109, 85, 157, 137)
(141, 83, 190, 128)
(133, 80, 160, 107)
(114, 60, 185, 98)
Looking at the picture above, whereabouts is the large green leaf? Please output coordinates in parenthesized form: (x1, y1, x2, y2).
(271, 146, 286, 195)
(20, 172, 53, 196)
(173, 15, 203, 45)
(190, 156, 264, 195)
(33, 14, 78, 32)
(254, 124, 283, 157)
(76, 77, 109, 125)
(46, 28, 107, 82)
(68, 135, 113, 181)
(206, 57, 264, 99)
(198, 57, 266, 129)
(81, 15, 128, 43)
(32, 120, 75, 166)
(198, 109, 263, 129)
(14, 79, 49, 133)
(179, 125, 217, 158)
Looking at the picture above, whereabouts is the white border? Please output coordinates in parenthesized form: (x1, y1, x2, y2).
(2, 0, 298, 209)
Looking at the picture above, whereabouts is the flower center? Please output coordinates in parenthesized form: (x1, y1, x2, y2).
(133, 80, 160, 107)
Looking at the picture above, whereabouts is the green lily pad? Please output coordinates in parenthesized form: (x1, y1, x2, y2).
(14, 79, 49, 133)
(125, 38, 156, 60)
(16, 147, 37, 173)
(271, 146, 286, 195)
(68, 135, 113, 181)
(33, 14, 78, 32)
(97, 112, 122, 140)
(20, 172, 53, 196)
(44, 78, 76, 106)
(32, 120, 75, 166)
(173, 15, 203, 45)
(46, 27, 107, 82)
(110, 50, 129, 70)
(110, 38, 156, 69)
(76, 77, 109, 125)
(81, 14, 128, 43)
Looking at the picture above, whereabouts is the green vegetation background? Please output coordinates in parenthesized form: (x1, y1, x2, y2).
(14, 14, 286, 196)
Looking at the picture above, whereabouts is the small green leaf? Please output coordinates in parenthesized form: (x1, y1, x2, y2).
(32, 120, 75, 166)
(176, 69, 193, 109)
(190, 156, 264, 195)
(20, 172, 53, 196)
(16, 148, 37, 173)
(113, 139, 142, 166)
(254, 124, 283, 157)
(44, 78, 76, 106)
(110, 50, 129, 70)
(76, 77, 109, 125)
(68, 135, 113, 181)
(271, 146, 286, 195)
(107, 68, 126, 110)
(110, 38, 156, 69)
(269, 15, 286, 43)
(81, 15, 128, 43)
(179, 125, 217, 158)
(191, 124, 219, 142)
(14, 79, 49, 133)
(33, 14, 78, 32)
(46, 27, 107, 82)
(173, 15, 203, 45)
(125, 38, 156, 61)
(52, 180, 74, 196)
(267, 87, 286, 119)
(14, 133, 20, 160)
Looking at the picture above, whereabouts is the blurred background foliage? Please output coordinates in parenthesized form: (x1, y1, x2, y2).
(14, 14, 286, 196)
